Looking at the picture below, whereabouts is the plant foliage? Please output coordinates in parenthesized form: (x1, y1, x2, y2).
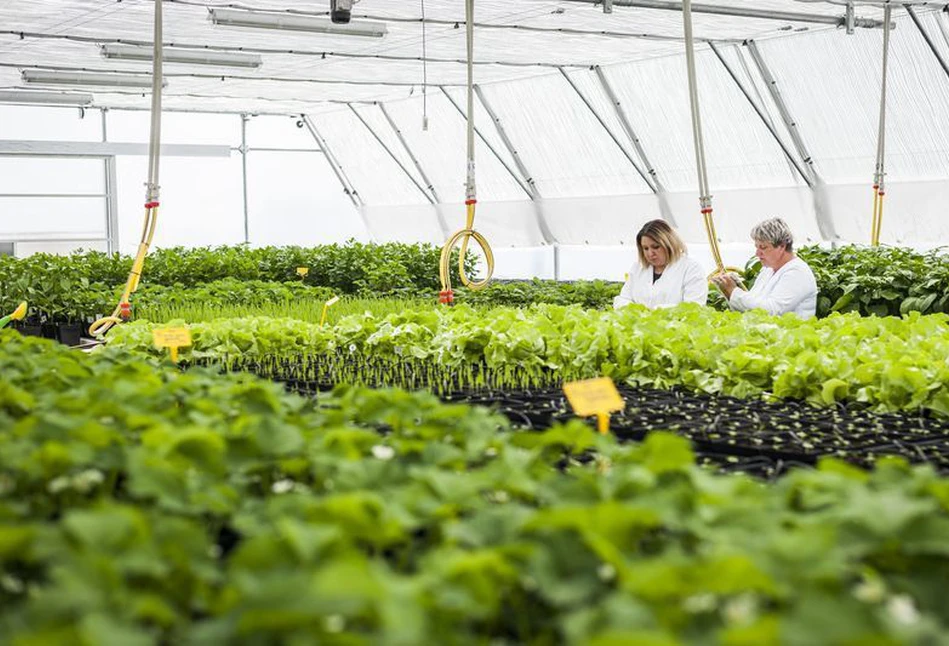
(2, 331, 949, 643)
(106, 303, 949, 416)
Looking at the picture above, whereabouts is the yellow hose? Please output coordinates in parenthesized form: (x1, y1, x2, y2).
(439, 201, 494, 303)
(870, 185, 884, 246)
(89, 204, 159, 337)
(702, 207, 745, 284)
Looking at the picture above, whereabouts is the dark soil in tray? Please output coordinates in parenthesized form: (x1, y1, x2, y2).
(193, 358, 949, 478)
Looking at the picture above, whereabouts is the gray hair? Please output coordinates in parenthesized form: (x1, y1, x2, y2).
(750, 218, 794, 252)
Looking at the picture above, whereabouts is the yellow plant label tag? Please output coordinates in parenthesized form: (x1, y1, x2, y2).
(152, 327, 192, 363)
(564, 377, 624, 435)
(296, 266, 309, 278)
(153, 327, 192, 348)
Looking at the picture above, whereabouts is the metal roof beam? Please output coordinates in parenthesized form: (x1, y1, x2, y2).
(562, 0, 891, 29)
(474, 84, 557, 245)
(377, 102, 450, 238)
(905, 5, 949, 81)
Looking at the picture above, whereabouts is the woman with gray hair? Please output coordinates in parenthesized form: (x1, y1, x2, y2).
(711, 218, 818, 319)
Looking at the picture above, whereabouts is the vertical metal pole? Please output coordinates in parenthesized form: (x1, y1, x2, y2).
(905, 5, 949, 81)
(377, 102, 450, 238)
(557, 67, 656, 193)
(745, 39, 837, 240)
(240, 113, 250, 244)
(708, 42, 812, 187)
(439, 86, 533, 199)
(101, 107, 119, 254)
(347, 103, 436, 205)
(473, 84, 557, 244)
(300, 115, 363, 208)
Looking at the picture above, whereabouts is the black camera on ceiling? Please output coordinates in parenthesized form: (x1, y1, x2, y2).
(331, 0, 353, 24)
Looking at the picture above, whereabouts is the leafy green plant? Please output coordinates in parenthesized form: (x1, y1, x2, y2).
(454, 278, 622, 309)
(724, 245, 949, 318)
(2, 331, 949, 644)
(0, 242, 478, 323)
(106, 303, 949, 416)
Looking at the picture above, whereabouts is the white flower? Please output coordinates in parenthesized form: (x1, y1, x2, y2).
(0, 575, 24, 594)
(371, 445, 395, 460)
(597, 563, 616, 582)
(723, 594, 758, 625)
(853, 578, 886, 604)
(683, 594, 717, 614)
(47, 476, 71, 494)
(887, 595, 920, 625)
(489, 490, 510, 504)
(271, 479, 295, 494)
(484, 447, 498, 458)
(324, 614, 346, 633)
(72, 469, 104, 494)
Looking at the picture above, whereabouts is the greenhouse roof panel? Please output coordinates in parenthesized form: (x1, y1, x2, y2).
(0, 0, 900, 113)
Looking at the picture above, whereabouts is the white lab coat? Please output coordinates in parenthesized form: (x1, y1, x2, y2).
(728, 257, 817, 319)
(613, 256, 708, 310)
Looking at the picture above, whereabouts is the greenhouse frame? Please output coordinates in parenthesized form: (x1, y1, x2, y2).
(3, 1, 949, 644)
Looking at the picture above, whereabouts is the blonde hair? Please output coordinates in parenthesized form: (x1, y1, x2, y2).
(636, 219, 687, 268)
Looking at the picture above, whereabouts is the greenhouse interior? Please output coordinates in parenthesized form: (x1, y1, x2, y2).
(2, 0, 949, 643)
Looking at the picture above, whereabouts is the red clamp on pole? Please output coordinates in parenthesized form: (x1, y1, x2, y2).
(700, 207, 713, 214)
(119, 301, 132, 320)
(144, 201, 160, 209)
(465, 199, 477, 205)
(439, 289, 454, 306)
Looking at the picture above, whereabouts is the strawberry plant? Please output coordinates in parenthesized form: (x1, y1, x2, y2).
(2, 331, 949, 643)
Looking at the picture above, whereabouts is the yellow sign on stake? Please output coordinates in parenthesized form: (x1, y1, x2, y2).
(153, 326, 192, 364)
(563, 377, 625, 435)
(296, 267, 309, 279)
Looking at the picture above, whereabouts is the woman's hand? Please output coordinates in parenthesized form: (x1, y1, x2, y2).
(710, 272, 738, 299)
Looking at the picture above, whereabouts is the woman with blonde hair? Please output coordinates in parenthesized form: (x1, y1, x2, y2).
(613, 219, 708, 310)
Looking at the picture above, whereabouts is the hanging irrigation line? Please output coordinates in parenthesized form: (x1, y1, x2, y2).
(871, 4, 893, 246)
(681, 0, 745, 283)
(89, 0, 164, 337)
(439, 0, 495, 305)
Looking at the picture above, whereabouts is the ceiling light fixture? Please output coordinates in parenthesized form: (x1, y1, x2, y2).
(22, 69, 167, 89)
(0, 89, 94, 105)
(101, 44, 263, 69)
(209, 8, 387, 38)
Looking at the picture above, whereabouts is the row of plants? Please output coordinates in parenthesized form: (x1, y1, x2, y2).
(4, 243, 949, 326)
(457, 245, 949, 317)
(105, 303, 949, 416)
(2, 331, 949, 643)
(0, 242, 476, 323)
